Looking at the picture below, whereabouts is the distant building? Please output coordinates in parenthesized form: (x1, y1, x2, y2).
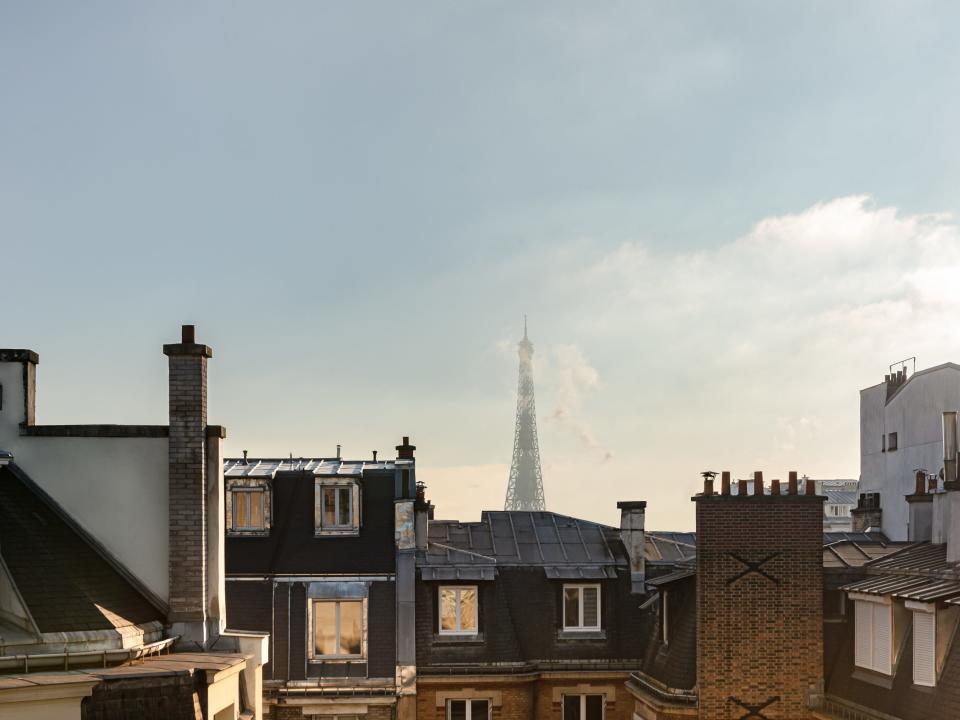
(819, 479, 858, 532)
(859, 362, 960, 541)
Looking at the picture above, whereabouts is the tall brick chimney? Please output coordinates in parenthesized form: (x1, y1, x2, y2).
(163, 324, 214, 645)
(695, 470, 824, 718)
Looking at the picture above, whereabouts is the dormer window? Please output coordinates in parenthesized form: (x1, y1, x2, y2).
(563, 584, 601, 631)
(314, 478, 361, 536)
(226, 479, 271, 536)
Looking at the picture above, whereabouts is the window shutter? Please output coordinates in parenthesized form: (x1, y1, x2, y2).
(913, 611, 936, 687)
(873, 602, 892, 674)
(854, 600, 872, 669)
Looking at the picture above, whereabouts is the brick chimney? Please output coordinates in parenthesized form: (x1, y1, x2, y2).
(695, 470, 824, 717)
(616, 501, 646, 593)
(396, 436, 416, 461)
(163, 324, 215, 646)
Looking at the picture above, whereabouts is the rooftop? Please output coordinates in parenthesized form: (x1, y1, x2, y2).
(223, 457, 399, 478)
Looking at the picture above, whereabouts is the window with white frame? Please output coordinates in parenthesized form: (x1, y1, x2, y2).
(562, 694, 604, 720)
(439, 586, 478, 635)
(314, 479, 361, 536)
(310, 599, 364, 659)
(446, 699, 489, 720)
(226, 481, 271, 535)
(563, 584, 601, 631)
(854, 599, 892, 674)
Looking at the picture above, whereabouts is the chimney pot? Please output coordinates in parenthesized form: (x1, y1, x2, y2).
(181, 324, 195, 344)
(242, 449, 248, 464)
(721, 471, 731, 496)
(771, 479, 781, 496)
(788, 471, 798, 495)
(737, 479, 748, 496)
(754, 471, 764, 496)
(373, 450, 378, 462)
(336, 444, 341, 459)
(805, 478, 816, 496)
(703, 478, 714, 495)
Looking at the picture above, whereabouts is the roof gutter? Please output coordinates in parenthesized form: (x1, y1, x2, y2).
(0, 636, 177, 674)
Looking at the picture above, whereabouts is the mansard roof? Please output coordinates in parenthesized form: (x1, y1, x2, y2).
(0, 465, 164, 635)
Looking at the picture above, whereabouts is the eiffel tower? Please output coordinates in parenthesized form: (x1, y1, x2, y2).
(504, 318, 546, 510)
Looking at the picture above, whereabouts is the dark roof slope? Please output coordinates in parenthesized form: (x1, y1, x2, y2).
(0, 466, 163, 633)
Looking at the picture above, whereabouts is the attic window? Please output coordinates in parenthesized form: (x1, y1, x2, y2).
(563, 584, 601, 631)
(314, 478, 361, 536)
(226, 480, 271, 536)
(854, 598, 892, 675)
(887, 432, 898, 452)
(439, 586, 478, 636)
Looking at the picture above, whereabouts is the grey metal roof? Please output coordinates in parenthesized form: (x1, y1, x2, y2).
(646, 532, 697, 563)
(823, 531, 889, 544)
(893, 579, 960, 602)
(223, 457, 398, 478)
(423, 511, 625, 568)
(646, 568, 696, 588)
(840, 575, 931, 596)
(543, 566, 619, 580)
(867, 543, 951, 572)
(823, 540, 907, 569)
(823, 490, 858, 505)
(420, 566, 497, 581)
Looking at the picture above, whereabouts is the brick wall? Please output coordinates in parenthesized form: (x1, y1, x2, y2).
(81, 674, 202, 720)
(696, 478, 824, 719)
(164, 334, 212, 625)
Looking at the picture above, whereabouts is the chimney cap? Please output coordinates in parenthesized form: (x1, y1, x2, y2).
(396, 436, 416, 460)
(617, 500, 647, 510)
(163, 325, 212, 358)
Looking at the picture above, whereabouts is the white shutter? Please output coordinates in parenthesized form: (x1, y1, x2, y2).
(854, 600, 872, 669)
(873, 602, 892, 674)
(913, 611, 936, 686)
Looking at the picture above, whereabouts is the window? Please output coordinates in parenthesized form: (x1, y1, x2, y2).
(226, 481, 271, 535)
(913, 609, 936, 687)
(439, 586, 478, 635)
(311, 599, 364, 658)
(881, 434, 886, 452)
(887, 432, 898, 452)
(563, 695, 604, 720)
(446, 700, 489, 720)
(314, 479, 361, 536)
(563, 584, 601, 631)
(854, 599, 892, 674)
(232, 489, 265, 530)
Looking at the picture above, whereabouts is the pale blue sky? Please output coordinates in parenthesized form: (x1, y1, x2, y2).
(4, 2, 960, 529)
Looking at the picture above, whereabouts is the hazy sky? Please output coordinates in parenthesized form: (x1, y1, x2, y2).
(4, 2, 960, 530)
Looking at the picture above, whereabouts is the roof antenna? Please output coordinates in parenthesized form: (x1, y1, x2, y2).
(523, 314, 528, 340)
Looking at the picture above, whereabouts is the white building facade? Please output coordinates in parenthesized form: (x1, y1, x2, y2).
(859, 362, 960, 541)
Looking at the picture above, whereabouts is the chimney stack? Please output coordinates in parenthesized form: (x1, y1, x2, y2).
(909, 470, 935, 542)
(788, 471, 798, 496)
(163, 324, 215, 646)
(721, 471, 731, 496)
(754, 471, 764, 496)
(617, 501, 646, 593)
(396, 436, 416, 461)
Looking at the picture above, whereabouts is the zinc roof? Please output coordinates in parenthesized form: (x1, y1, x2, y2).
(867, 543, 951, 572)
(840, 575, 931, 596)
(223, 457, 397, 478)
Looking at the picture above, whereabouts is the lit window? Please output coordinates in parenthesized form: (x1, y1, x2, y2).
(563, 695, 604, 720)
(314, 479, 361, 536)
(447, 700, 489, 720)
(312, 599, 364, 658)
(439, 586, 478, 635)
(854, 599, 892, 675)
(563, 584, 601, 631)
(232, 490, 265, 530)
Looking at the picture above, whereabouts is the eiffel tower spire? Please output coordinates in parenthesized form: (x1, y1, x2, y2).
(504, 316, 546, 510)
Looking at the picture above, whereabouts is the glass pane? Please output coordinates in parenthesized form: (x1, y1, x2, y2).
(313, 602, 337, 656)
(582, 587, 599, 627)
(323, 488, 336, 527)
(563, 696, 581, 720)
(339, 601, 362, 656)
(471, 700, 489, 719)
(460, 588, 478, 631)
(338, 487, 352, 526)
(564, 587, 580, 628)
(249, 492, 262, 528)
(233, 492, 248, 528)
(448, 700, 467, 720)
(585, 695, 603, 720)
(440, 588, 458, 631)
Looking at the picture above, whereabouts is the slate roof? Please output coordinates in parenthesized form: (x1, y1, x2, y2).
(0, 465, 163, 634)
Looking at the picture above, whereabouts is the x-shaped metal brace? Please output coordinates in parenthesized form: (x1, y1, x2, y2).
(729, 695, 780, 720)
(725, 552, 781, 586)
